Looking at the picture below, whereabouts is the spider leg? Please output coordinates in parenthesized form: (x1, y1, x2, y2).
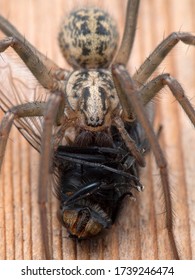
(115, 0, 140, 65)
(0, 102, 46, 171)
(133, 32, 195, 85)
(0, 15, 61, 75)
(139, 73, 195, 126)
(112, 63, 180, 259)
(114, 117, 146, 167)
(0, 36, 58, 90)
(38, 91, 64, 259)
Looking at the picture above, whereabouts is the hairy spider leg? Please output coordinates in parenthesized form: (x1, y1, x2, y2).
(112, 64, 180, 259)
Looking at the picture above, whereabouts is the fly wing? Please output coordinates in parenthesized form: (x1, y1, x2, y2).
(0, 50, 51, 152)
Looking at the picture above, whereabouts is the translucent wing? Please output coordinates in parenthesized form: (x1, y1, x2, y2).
(0, 49, 51, 152)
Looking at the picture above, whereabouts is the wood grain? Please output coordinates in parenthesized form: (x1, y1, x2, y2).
(0, 0, 195, 260)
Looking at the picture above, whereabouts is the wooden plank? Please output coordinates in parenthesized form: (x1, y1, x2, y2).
(0, 0, 194, 260)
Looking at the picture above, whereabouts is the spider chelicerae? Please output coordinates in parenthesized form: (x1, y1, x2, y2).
(0, 0, 195, 260)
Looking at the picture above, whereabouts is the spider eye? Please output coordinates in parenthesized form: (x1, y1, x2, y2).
(58, 7, 119, 68)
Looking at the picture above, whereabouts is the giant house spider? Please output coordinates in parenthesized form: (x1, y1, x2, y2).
(0, 0, 195, 260)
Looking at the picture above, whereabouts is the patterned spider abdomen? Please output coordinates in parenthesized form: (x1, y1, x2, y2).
(58, 7, 118, 69)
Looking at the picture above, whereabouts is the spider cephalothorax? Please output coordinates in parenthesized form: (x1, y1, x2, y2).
(65, 69, 121, 131)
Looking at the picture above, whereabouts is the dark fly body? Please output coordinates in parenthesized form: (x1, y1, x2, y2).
(54, 122, 147, 239)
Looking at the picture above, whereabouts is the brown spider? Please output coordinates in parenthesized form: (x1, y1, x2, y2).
(0, 0, 195, 260)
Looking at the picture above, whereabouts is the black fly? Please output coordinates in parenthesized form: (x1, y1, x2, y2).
(54, 122, 147, 239)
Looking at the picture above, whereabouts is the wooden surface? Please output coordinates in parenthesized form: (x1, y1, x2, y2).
(0, 0, 195, 260)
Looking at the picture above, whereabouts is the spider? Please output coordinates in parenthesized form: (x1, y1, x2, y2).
(0, 0, 195, 260)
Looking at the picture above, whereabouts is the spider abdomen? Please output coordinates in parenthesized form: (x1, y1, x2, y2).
(58, 7, 119, 68)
